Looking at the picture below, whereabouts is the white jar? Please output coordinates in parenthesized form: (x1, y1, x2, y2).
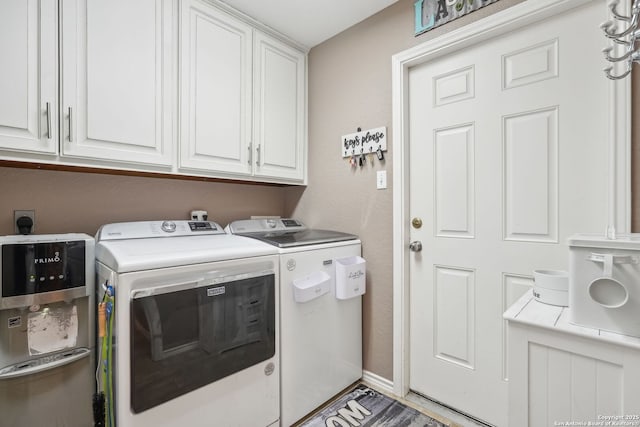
(533, 269, 568, 307)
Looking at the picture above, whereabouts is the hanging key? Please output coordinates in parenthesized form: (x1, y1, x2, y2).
(376, 146, 384, 161)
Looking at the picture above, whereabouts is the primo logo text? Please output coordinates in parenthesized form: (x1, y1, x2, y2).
(35, 251, 61, 264)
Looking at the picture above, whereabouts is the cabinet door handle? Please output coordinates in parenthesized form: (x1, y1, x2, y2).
(256, 144, 261, 166)
(68, 107, 73, 142)
(248, 142, 252, 165)
(45, 102, 52, 140)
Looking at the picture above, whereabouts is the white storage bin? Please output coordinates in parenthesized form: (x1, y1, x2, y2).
(569, 234, 640, 337)
(335, 256, 366, 300)
(292, 271, 330, 303)
(533, 270, 568, 307)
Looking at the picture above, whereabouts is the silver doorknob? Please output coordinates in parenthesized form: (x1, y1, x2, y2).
(409, 241, 422, 252)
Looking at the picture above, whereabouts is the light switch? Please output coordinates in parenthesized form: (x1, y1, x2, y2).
(376, 170, 387, 189)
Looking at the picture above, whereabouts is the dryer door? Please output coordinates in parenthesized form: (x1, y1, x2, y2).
(130, 271, 275, 413)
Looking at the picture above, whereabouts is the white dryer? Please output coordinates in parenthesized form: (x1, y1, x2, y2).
(95, 220, 280, 427)
(226, 219, 364, 427)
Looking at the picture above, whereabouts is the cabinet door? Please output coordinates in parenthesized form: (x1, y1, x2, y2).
(0, 0, 58, 155)
(179, 0, 253, 176)
(60, 0, 174, 167)
(253, 32, 306, 182)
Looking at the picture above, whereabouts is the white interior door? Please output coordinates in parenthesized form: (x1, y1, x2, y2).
(408, 3, 609, 426)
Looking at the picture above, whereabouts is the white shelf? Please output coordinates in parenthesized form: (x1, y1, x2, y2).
(504, 291, 640, 351)
(506, 292, 640, 426)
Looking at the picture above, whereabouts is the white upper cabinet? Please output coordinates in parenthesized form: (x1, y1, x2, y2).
(60, 0, 174, 167)
(0, 0, 58, 155)
(253, 31, 306, 182)
(179, 0, 307, 183)
(0, 0, 306, 184)
(179, 0, 253, 176)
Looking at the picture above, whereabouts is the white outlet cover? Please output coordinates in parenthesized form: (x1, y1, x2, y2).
(377, 170, 387, 189)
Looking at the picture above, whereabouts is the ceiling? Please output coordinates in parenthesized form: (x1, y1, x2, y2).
(219, 0, 400, 49)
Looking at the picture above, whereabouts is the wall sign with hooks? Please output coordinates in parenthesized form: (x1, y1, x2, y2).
(341, 127, 387, 167)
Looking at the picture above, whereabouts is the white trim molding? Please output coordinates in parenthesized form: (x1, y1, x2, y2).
(206, 0, 311, 53)
(391, 0, 631, 398)
(362, 370, 395, 395)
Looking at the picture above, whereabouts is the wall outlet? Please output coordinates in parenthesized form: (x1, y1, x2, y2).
(376, 170, 387, 190)
(14, 210, 35, 234)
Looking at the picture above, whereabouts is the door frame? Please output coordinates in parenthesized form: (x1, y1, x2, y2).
(391, 0, 631, 398)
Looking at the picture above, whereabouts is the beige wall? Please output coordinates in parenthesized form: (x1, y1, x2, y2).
(2, 0, 633, 385)
(286, 0, 525, 380)
(0, 166, 286, 236)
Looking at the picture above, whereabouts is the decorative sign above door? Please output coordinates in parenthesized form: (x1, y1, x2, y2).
(414, 0, 500, 36)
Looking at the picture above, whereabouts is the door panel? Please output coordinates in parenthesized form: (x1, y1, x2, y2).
(179, 0, 253, 175)
(503, 107, 558, 242)
(434, 266, 475, 369)
(434, 124, 475, 238)
(0, 0, 57, 154)
(501, 274, 533, 381)
(61, 0, 173, 166)
(253, 31, 305, 181)
(408, 3, 608, 425)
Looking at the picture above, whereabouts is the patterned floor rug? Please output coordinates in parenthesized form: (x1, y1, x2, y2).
(298, 384, 454, 427)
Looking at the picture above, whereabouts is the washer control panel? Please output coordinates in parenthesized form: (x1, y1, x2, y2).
(97, 220, 224, 241)
(227, 218, 305, 234)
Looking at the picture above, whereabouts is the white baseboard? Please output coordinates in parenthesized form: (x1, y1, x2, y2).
(361, 370, 394, 394)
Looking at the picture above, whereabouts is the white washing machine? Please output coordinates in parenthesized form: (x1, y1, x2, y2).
(95, 220, 280, 427)
(226, 219, 364, 427)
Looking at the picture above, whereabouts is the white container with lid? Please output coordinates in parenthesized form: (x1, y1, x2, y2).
(533, 270, 568, 307)
(569, 234, 640, 337)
